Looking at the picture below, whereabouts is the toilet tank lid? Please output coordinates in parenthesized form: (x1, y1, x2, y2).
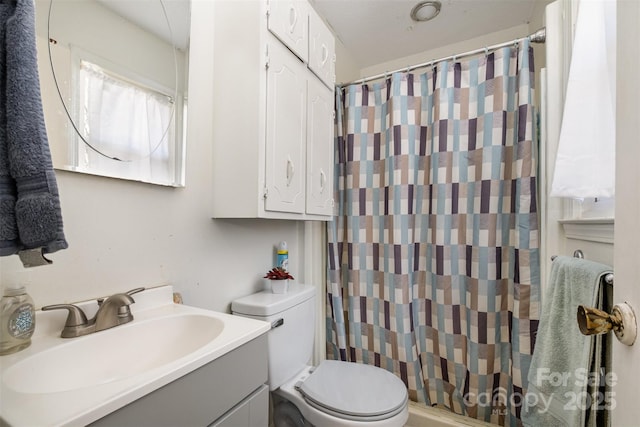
(231, 284, 316, 317)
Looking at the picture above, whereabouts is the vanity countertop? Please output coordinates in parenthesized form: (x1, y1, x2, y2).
(0, 286, 270, 427)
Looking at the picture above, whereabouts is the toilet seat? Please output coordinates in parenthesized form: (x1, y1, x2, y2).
(294, 360, 408, 422)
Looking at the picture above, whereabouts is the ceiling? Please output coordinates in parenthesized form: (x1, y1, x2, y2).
(310, 0, 551, 69)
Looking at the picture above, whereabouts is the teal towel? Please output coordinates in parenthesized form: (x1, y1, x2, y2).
(0, 0, 68, 258)
(522, 256, 612, 427)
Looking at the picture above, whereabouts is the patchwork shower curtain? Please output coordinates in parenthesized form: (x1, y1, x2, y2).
(327, 40, 540, 426)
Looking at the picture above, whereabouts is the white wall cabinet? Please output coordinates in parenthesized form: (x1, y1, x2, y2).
(267, 0, 309, 63)
(211, 0, 335, 220)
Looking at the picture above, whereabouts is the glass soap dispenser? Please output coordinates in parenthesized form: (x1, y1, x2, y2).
(0, 285, 35, 355)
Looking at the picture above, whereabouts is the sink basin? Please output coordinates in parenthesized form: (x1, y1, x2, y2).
(0, 286, 270, 427)
(3, 313, 224, 394)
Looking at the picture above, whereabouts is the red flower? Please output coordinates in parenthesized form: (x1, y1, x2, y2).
(264, 267, 294, 280)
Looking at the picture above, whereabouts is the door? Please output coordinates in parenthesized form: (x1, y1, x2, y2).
(306, 75, 334, 216)
(267, 0, 308, 63)
(543, 0, 637, 421)
(265, 39, 307, 214)
(308, 6, 335, 89)
(611, 0, 640, 423)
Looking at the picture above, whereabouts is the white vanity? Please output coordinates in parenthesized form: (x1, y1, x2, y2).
(0, 286, 270, 426)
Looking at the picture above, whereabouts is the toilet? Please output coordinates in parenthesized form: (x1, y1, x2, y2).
(231, 284, 409, 427)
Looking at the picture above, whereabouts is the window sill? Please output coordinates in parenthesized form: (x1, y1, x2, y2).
(558, 218, 614, 244)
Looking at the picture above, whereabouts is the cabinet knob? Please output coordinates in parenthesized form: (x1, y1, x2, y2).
(286, 156, 295, 186)
(288, 6, 297, 33)
(319, 169, 327, 193)
(320, 44, 328, 66)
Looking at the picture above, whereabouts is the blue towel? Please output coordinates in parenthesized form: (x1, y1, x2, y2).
(522, 256, 612, 427)
(0, 0, 68, 259)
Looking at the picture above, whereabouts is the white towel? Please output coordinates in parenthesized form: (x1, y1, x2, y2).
(550, 0, 616, 198)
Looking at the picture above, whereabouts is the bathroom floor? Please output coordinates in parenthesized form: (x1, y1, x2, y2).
(405, 403, 494, 427)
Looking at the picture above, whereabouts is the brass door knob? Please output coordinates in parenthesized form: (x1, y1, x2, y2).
(577, 302, 637, 346)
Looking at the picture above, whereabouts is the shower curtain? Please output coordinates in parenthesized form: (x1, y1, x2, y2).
(327, 40, 540, 427)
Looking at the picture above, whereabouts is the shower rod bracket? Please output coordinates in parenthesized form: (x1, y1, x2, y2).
(529, 27, 546, 44)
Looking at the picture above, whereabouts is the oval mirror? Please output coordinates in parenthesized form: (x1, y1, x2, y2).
(37, 0, 190, 187)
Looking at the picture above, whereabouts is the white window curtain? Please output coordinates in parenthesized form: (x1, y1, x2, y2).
(550, 0, 616, 199)
(76, 61, 175, 184)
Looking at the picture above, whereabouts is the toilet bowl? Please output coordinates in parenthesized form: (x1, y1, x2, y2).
(274, 361, 408, 427)
(231, 284, 409, 427)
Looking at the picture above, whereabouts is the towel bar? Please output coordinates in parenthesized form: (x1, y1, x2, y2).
(550, 250, 614, 284)
(549, 250, 634, 344)
(550, 249, 584, 261)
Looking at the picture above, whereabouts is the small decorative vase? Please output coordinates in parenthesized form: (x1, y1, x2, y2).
(270, 279, 288, 294)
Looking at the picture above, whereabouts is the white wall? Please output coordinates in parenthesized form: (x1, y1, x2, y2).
(0, 1, 310, 314)
(359, 23, 530, 80)
(334, 37, 362, 83)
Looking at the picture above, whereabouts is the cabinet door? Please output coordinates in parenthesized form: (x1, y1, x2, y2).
(265, 40, 307, 214)
(210, 385, 269, 427)
(308, 6, 335, 89)
(267, 0, 309, 63)
(306, 76, 334, 216)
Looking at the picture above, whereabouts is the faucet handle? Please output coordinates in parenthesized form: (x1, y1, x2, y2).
(42, 304, 88, 327)
(126, 287, 145, 297)
(94, 290, 142, 331)
(42, 304, 89, 337)
(97, 287, 145, 306)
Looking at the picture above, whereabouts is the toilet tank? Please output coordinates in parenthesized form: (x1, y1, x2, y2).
(231, 284, 316, 390)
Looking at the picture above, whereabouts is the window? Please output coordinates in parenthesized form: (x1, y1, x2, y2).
(576, 197, 614, 219)
(70, 56, 181, 186)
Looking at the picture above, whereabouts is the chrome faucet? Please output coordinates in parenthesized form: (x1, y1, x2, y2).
(42, 288, 144, 338)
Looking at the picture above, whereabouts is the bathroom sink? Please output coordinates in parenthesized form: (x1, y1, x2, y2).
(3, 313, 224, 394)
(0, 286, 271, 427)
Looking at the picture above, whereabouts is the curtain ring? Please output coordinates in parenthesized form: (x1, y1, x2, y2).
(484, 46, 489, 57)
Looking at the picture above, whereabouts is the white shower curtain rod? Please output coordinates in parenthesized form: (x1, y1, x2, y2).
(341, 27, 546, 86)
